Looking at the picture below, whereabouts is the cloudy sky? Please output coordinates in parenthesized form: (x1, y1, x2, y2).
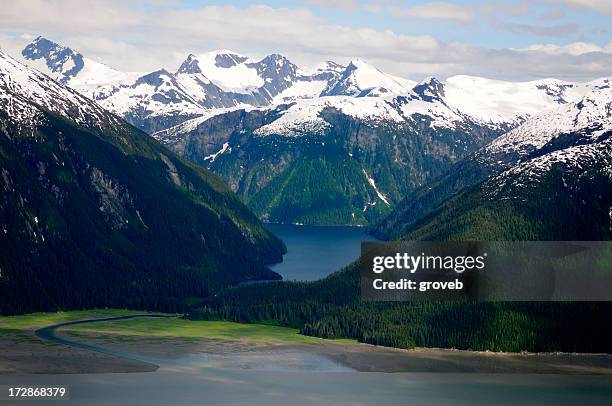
(1, 0, 612, 81)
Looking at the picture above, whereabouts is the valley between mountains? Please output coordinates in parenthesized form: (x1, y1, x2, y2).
(18, 36, 612, 227)
(1, 35, 611, 354)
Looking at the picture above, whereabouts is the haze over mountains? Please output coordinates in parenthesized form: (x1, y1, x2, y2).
(13, 36, 612, 227)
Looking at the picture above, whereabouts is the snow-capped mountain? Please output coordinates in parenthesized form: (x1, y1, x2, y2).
(321, 59, 416, 98)
(0, 48, 122, 132)
(18, 36, 608, 138)
(481, 83, 612, 197)
(372, 83, 612, 239)
(0, 49, 286, 314)
(18, 37, 347, 133)
(21, 36, 141, 94)
(486, 79, 611, 157)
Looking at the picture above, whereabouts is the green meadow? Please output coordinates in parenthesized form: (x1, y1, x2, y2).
(0, 310, 355, 345)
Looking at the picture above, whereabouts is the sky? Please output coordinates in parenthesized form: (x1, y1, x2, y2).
(1, 0, 612, 81)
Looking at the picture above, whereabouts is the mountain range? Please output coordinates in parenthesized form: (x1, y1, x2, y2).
(17, 36, 610, 226)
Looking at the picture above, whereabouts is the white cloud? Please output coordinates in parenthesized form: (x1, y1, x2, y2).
(393, 2, 474, 21)
(495, 21, 579, 37)
(547, 0, 612, 12)
(304, 0, 359, 11)
(0, 1, 611, 82)
(517, 41, 612, 56)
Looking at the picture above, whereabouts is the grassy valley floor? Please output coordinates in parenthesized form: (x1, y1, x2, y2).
(2, 310, 612, 375)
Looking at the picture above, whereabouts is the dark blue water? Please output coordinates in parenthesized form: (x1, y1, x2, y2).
(266, 224, 377, 281)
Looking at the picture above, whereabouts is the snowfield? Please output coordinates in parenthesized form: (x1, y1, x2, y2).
(13, 36, 612, 145)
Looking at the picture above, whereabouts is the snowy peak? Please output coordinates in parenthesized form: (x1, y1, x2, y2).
(247, 54, 301, 98)
(213, 50, 248, 68)
(135, 68, 175, 87)
(315, 61, 345, 75)
(21, 36, 142, 96)
(248, 53, 298, 81)
(409, 77, 446, 103)
(177, 51, 249, 74)
(0, 49, 120, 130)
(180, 51, 262, 93)
(22, 36, 84, 83)
(322, 59, 415, 98)
(176, 54, 202, 74)
(175, 51, 334, 105)
(487, 84, 612, 157)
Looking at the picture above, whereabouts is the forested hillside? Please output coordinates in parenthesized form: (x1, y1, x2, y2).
(157, 106, 501, 226)
(190, 263, 612, 352)
(190, 91, 612, 353)
(0, 51, 285, 315)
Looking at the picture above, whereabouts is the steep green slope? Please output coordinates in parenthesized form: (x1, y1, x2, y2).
(157, 107, 502, 226)
(0, 93, 285, 315)
(369, 156, 492, 239)
(401, 139, 611, 241)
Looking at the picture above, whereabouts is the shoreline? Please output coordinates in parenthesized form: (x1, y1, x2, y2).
(2, 314, 612, 376)
(4, 330, 612, 376)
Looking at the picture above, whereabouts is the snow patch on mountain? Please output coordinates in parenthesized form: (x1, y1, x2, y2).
(363, 169, 390, 205)
(486, 82, 612, 156)
(272, 80, 329, 103)
(254, 96, 403, 137)
(182, 51, 263, 93)
(0, 49, 120, 130)
(204, 142, 231, 162)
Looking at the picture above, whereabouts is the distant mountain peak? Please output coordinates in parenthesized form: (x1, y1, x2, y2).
(411, 76, 445, 102)
(22, 36, 85, 83)
(214, 51, 248, 68)
(0, 49, 119, 130)
(248, 53, 298, 82)
(486, 85, 612, 158)
(322, 58, 414, 98)
(177, 54, 202, 74)
(316, 61, 345, 73)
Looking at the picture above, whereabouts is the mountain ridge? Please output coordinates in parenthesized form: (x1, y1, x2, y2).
(19, 36, 609, 135)
(0, 49, 285, 314)
(371, 84, 612, 240)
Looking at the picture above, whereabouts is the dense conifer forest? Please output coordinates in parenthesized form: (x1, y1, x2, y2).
(190, 151, 612, 352)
